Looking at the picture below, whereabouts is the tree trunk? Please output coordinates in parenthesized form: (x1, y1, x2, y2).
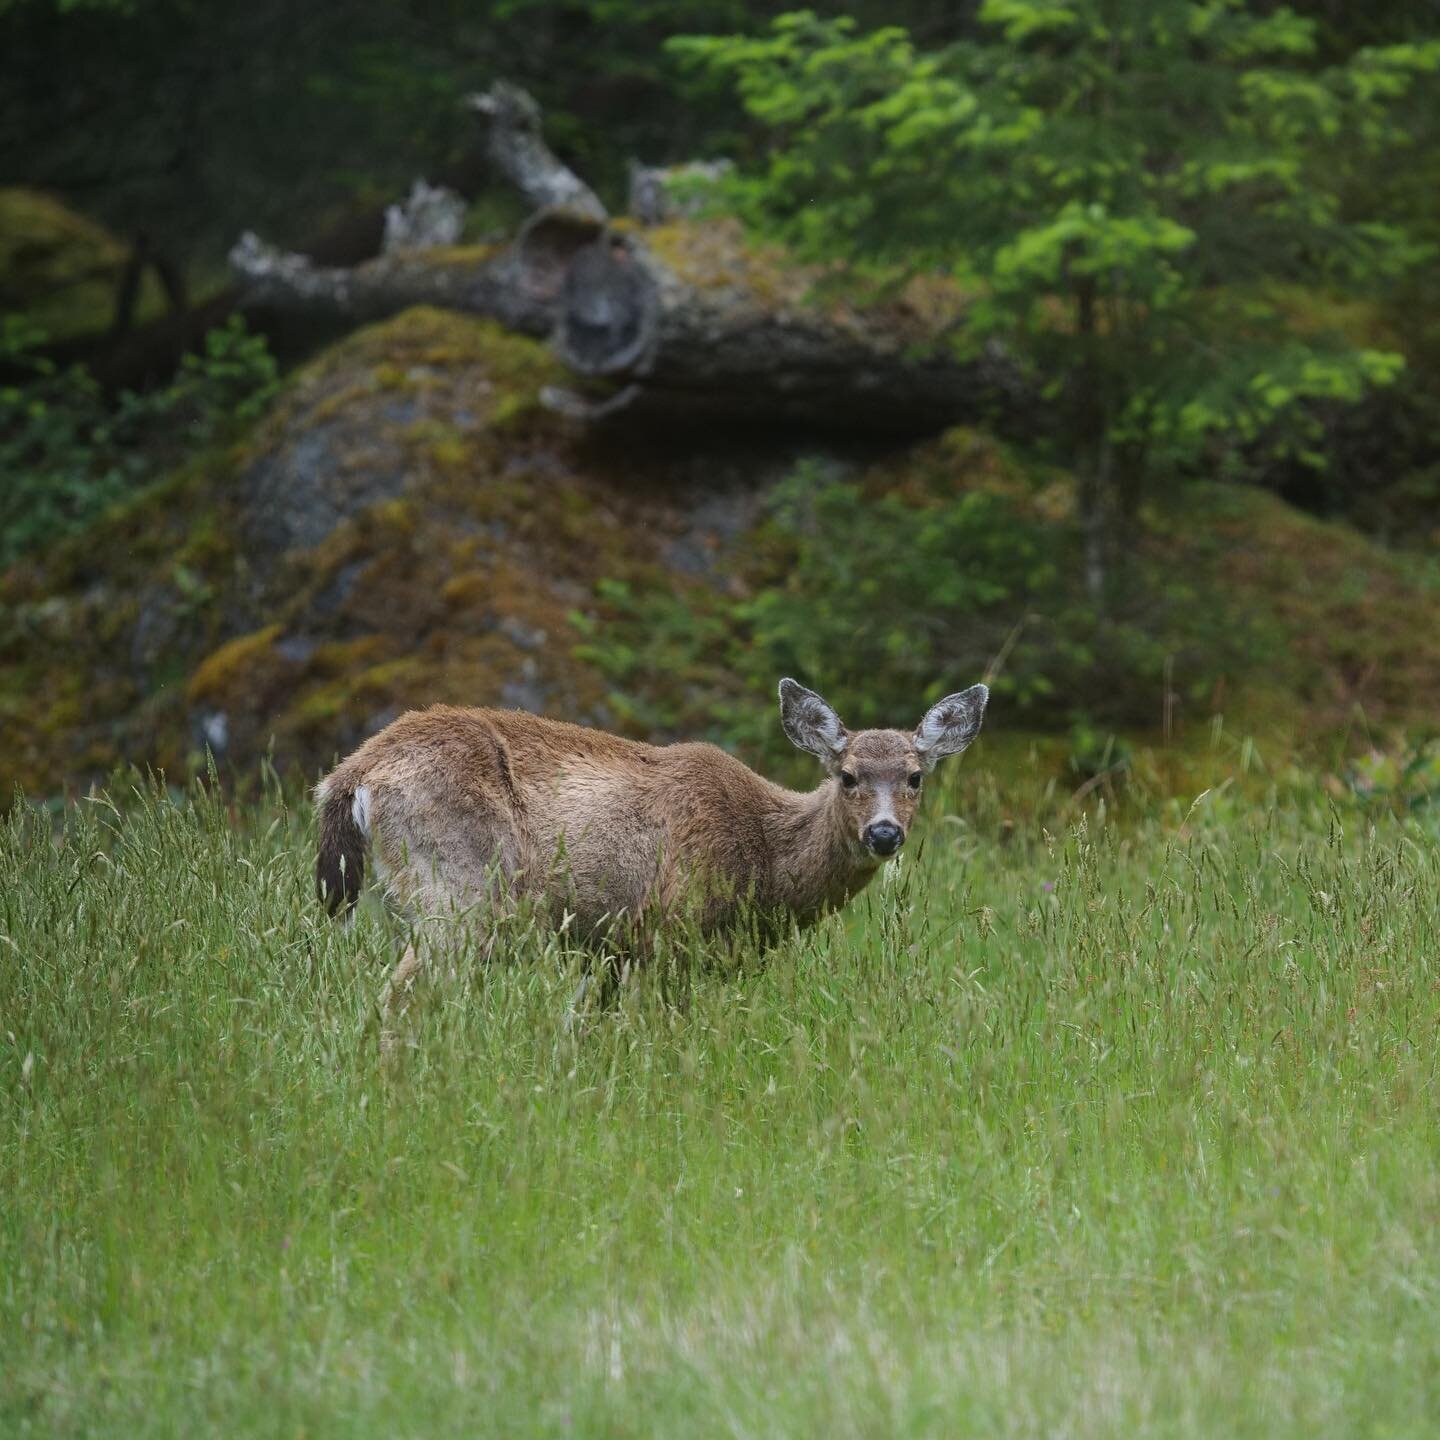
(1079, 434, 1114, 604)
(1073, 275, 1114, 603)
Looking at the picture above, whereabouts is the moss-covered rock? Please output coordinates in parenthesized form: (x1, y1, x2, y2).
(237, 307, 566, 557)
(0, 306, 782, 795)
(1149, 483, 1440, 737)
(0, 188, 163, 340)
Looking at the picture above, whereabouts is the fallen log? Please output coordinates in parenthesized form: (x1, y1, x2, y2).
(549, 222, 1023, 432)
(232, 215, 1020, 434)
(229, 83, 1023, 435)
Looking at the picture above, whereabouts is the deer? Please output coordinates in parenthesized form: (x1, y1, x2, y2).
(314, 678, 988, 1028)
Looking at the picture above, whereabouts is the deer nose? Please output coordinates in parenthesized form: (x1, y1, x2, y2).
(864, 821, 904, 856)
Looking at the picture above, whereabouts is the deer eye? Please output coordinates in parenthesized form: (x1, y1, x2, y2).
(840, 771, 859, 790)
(908, 771, 923, 789)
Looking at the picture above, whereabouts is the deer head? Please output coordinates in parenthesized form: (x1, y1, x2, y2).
(779, 678, 988, 859)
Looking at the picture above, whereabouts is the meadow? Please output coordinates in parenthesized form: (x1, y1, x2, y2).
(3, 749, 1439, 1438)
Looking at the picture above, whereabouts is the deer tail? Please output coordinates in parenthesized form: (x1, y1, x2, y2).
(315, 769, 369, 916)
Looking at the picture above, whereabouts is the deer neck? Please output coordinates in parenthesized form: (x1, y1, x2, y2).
(764, 779, 879, 922)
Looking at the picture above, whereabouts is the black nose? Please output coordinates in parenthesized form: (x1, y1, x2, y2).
(864, 822, 904, 856)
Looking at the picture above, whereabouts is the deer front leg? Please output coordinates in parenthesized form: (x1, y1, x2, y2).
(380, 942, 426, 1058)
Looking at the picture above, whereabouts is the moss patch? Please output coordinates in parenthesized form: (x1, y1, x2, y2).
(187, 626, 287, 706)
(0, 187, 167, 340)
(1149, 484, 1440, 740)
(283, 305, 562, 400)
(640, 219, 971, 345)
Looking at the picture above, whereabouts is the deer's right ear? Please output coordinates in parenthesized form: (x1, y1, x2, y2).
(778, 678, 848, 768)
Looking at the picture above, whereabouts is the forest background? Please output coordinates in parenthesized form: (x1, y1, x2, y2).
(2, 0, 1439, 799)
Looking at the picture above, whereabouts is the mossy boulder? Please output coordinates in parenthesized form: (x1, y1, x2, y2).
(237, 308, 565, 557)
(1149, 484, 1440, 735)
(0, 307, 779, 796)
(0, 188, 155, 340)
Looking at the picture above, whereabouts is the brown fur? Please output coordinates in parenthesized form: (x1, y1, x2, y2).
(315, 682, 986, 1007)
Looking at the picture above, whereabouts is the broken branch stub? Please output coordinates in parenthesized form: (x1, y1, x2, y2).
(466, 82, 606, 223)
(382, 181, 465, 254)
(228, 230, 559, 337)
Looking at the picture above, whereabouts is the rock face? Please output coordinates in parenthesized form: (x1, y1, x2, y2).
(0, 306, 799, 795)
(236, 310, 516, 557)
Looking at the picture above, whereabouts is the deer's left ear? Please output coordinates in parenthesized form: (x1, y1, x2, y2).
(913, 684, 988, 771)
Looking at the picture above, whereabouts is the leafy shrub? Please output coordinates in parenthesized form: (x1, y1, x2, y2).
(576, 457, 1267, 754)
(1065, 722, 1132, 788)
(672, 9, 1438, 602)
(147, 315, 280, 441)
(0, 316, 277, 570)
(0, 316, 139, 569)
(737, 461, 1061, 720)
(1343, 741, 1440, 819)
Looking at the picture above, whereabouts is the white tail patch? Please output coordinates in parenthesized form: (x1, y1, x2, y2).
(352, 785, 373, 838)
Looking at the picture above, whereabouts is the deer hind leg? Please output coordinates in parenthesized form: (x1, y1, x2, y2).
(379, 922, 486, 1049)
(377, 885, 510, 1059)
(371, 787, 519, 1058)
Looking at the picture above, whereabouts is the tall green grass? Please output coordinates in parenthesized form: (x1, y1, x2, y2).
(3, 764, 1439, 1437)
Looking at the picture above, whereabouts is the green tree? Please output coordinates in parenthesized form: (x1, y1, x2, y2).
(675, 4, 1438, 596)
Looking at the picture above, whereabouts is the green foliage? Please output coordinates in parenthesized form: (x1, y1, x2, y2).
(1065, 719, 1132, 786)
(0, 317, 139, 569)
(737, 461, 1060, 718)
(673, 5, 1440, 585)
(577, 457, 1268, 749)
(4, 771, 1440, 1433)
(153, 315, 280, 438)
(1343, 738, 1440, 823)
(0, 316, 277, 569)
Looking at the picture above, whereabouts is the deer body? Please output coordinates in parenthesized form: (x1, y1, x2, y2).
(315, 680, 987, 956)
